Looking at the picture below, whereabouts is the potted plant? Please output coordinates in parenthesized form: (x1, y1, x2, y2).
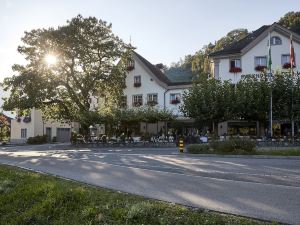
(282, 63, 296, 69)
(171, 99, 180, 104)
(255, 65, 267, 72)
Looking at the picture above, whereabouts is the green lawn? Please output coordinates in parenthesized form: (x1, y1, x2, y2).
(0, 165, 274, 225)
(257, 149, 300, 156)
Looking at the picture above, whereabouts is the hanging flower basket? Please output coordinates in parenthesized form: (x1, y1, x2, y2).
(282, 63, 296, 69)
(170, 99, 180, 104)
(23, 116, 31, 123)
(255, 65, 267, 72)
(229, 67, 242, 73)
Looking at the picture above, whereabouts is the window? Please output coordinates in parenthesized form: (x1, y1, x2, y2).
(269, 36, 282, 46)
(229, 59, 242, 72)
(127, 58, 135, 71)
(121, 96, 127, 108)
(281, 54, 296, 68)
(282, 54, 290, 65)
(147, 94, 158, 106)
(254, 56, 267, 71)
(134, 76, 141, 87)
(132, 95, 143, 107)
(170, 93, 181, 104)
(21, 128, 27, 139)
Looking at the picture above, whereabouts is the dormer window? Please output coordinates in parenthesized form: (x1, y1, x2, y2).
(134, 75, 141, 87)
(229, 59, 242, 73)
(127, 58, 135, 71)
(269, 36, 282, 46)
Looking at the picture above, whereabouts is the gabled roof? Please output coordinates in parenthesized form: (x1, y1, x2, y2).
(133, 51, 192, 87)
(209, 25, 270, 57)
(209, 23, 300, 58)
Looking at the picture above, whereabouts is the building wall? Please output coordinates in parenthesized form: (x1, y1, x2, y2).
(124, 55, 166, 109)
(215, 31, 300, 83)
(10, 108, 79, 143)
(124, 55, 190, 116)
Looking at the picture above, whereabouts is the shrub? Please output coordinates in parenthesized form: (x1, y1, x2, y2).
(187, 144, 210, 154)
(70, 132, 77, 144)
(27, 135, 47, 144)
(211, 138, 256, 154)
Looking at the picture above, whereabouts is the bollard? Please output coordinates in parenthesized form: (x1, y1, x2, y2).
(179, 138, 184, 153)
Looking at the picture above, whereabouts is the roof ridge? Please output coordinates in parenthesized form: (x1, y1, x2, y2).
(132, 51, 172, 85)
(209, 24, 271, 57)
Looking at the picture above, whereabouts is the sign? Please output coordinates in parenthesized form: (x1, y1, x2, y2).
(241, 71, 300, 79)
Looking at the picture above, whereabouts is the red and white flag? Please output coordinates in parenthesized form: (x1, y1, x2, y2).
(290, 34, 296, 68)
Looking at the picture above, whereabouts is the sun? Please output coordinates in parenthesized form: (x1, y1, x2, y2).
(44, 54, 57, 66)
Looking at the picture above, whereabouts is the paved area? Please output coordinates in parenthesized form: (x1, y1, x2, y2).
(1, 144, 300, 224)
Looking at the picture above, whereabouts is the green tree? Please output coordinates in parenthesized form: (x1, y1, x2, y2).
(213, 28, 248, 51)
(278, 11, 300, 35)
(235, 75, 270, 122)
(2, 15, 129, 131)
(181, 76, 230, 131)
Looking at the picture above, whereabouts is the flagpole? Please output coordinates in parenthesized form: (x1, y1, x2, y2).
(290, 34, 295, 140)
(268, 32, 273, 138)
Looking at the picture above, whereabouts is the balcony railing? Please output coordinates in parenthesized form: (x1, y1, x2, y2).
(134, 82, 141, 87)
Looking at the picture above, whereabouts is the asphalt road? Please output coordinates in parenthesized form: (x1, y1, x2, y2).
(1, 144, 300, 224)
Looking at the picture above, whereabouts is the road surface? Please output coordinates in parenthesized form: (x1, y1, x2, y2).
(0, 144, 300, 224)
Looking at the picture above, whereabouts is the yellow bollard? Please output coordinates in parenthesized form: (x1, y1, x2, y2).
(179, 138, 184, 153)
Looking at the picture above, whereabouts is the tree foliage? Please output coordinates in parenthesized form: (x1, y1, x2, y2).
(167, 29, 248, 77)
(2, 15, 129, 129)
(278, 11, 300, 35)
(182, 72, 300, 130)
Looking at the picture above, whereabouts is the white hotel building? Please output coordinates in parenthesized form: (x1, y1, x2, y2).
(210, 23, 300, 83)
(209, 23, 300, 137)
(10, 51, 193, 143)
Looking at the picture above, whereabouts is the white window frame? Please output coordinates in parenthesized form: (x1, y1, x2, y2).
(254, 56, 267, 67)
(21, 128, 27, 139)
(230, 59, 241, 69)
(132, 94, 143, 106)
(134, 76, 141, 84)
(270, 36, 282, 46)
(281, 54, 290, 65)
(147, 93, 158, 103)
(170, 93, 181, 103)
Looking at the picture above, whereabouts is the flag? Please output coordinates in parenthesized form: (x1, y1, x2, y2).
(268, 33, 272, 70)
(290, 34, 296, 68)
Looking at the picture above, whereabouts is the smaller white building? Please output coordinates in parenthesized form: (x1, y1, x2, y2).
(10, 108, 79, 143)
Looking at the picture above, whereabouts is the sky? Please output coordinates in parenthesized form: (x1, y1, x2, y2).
(0, 0, 299, 82)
